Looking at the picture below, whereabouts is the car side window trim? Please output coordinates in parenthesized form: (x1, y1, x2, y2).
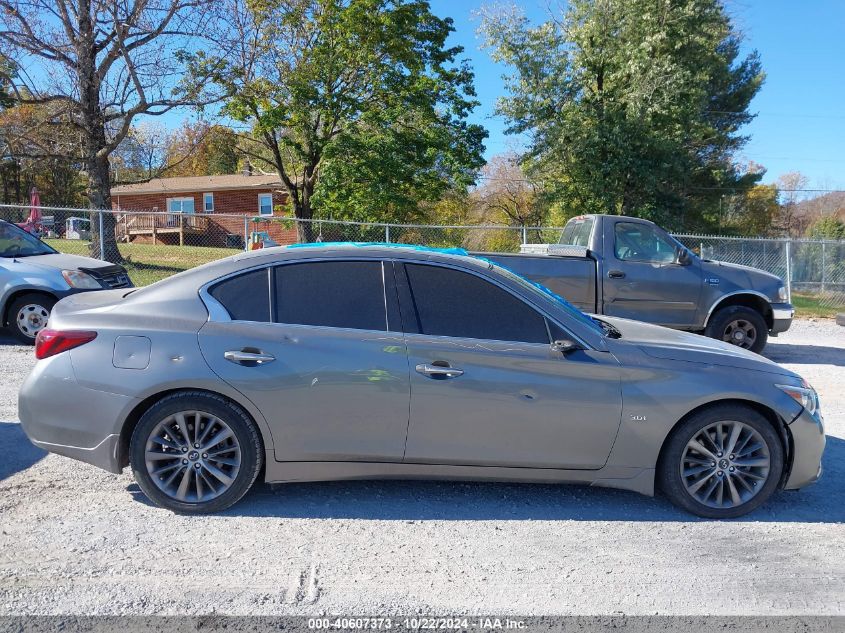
(395, 259, 590, 348)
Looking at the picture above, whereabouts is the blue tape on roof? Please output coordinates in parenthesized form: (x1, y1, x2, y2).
(286, 242, 469, 256)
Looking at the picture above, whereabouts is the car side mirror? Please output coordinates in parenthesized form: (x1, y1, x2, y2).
(676, 248, 692, 266)
(551, 339, 582, 354)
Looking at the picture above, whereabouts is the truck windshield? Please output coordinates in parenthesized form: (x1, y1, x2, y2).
(488, 261, 605, 336)
(558, 217, 594, 247)
(0, 222, 57, 258)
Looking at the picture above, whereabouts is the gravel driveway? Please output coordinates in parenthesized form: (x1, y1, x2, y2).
(1, 320, 843, 616)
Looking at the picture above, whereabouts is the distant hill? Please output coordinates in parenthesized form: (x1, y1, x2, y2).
(797, 191, 845, 223)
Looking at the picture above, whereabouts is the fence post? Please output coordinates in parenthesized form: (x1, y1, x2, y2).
(243, 216, 249, 252)
(821, 241, 826, 292)
(385, 224, 391, 243)
(521, 225, 528, 244)
(98, 210, 105, 260)
(785, 239, 792, 302)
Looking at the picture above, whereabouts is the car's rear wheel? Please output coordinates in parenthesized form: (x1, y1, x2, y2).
(7, 293, 56, 344)
(658, 405, 784, 518)
(705, 305, 768, 354)
(130, 392, 263, 514)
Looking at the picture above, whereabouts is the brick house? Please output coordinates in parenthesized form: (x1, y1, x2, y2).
(111, 173, 297, 247)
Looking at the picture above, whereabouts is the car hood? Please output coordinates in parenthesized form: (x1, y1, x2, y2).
(599, 316, 797, 378)
(6, 252, 117, 272)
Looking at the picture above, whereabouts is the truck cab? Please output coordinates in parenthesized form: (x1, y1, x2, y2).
(480, 214, 793, 353)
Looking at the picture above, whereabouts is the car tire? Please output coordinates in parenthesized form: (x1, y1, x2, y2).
(130, 391, 263, 514)
(705, 305, 768, 354)
(7, 293, 56, 344)
(658, 404, 784, 519)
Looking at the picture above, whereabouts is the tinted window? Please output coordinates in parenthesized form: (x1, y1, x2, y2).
(405, 264, 549, 343)
(559, 217, 594, 247)
(209, 268, 271, 322)
(274, 261, 387, 331)
(614, 222, 677, 263)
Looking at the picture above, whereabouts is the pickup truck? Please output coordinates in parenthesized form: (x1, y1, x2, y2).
(478, 214, 793, 353)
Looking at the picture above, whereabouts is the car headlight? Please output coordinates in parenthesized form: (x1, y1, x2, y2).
(776, 382, 820, 416)
(61, 269, 102, 289)
(777, 285, 788, 302)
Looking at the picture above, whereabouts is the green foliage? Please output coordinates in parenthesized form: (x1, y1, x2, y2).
(480, 0, 764, 231)
(209, 0, 486, 229)
(806, 216, 845, 240)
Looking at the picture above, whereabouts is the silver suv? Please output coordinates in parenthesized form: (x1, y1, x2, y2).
(0, 220, 132, 343)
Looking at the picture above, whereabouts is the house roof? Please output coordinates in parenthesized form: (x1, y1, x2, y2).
(112, 174, 283, 195)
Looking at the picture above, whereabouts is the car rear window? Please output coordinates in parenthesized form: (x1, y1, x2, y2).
(404, 263, 549, 343)
(273, 261, 387, 331)
(208, 268, 271, 322)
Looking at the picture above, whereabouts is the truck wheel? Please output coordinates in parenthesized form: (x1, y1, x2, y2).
(705, 306, 768, 354)
(6, 293, 57, 344)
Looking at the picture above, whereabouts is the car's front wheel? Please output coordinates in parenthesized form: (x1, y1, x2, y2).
(130, 392, 263, 514)
(7, 293, 56, 344)
(658, 405, 784, 518)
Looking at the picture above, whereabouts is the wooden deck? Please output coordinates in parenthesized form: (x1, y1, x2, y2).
(117, 213, 209, 245)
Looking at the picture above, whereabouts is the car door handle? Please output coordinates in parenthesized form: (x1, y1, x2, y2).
(224, 350, 276, 365)
(415, 363, 464, 378)
(607, 270, 626, 279)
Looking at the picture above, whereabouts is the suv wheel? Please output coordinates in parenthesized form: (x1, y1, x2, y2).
(705, 305, 768, 354)
(7, 293, 56, 344)
(658, 405, 784, 518)
(130, 392, 263, 514)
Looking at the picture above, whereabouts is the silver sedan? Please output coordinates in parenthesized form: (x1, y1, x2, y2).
(18, 245, 825, 517)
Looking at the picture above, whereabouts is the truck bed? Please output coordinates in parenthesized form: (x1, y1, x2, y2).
(471, 251, 597, 313)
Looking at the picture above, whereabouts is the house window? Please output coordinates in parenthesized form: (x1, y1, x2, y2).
(167, 197, 195, 213)
(203, 192, 214, 212)
(258, 193, 274, 216)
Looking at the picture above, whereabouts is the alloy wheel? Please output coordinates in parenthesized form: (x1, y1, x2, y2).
(144, 410, 242, 503)
(680, 420, 771, 509)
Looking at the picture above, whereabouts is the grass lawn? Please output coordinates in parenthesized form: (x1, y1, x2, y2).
(44, 239, 239, 286)
(792, 293, 843, 319)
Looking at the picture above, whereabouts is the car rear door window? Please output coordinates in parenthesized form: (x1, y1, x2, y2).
(209, 268, 271, 322)
(273, 261, 387, 331)
(404, 263, 549, 343)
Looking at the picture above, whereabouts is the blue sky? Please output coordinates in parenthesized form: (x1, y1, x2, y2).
(428, 0, 845, 190)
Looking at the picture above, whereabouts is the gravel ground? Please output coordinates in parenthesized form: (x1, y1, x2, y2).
(0, 320, 843, 617)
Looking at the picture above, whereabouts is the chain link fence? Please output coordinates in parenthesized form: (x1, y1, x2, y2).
(2, 203, 843, 316)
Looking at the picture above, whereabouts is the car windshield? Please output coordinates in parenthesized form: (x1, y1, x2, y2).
(0, 222, 57, 258)
(486, 260, 606, 336)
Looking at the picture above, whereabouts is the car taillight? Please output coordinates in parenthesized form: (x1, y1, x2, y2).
(34, 329, 97, 360)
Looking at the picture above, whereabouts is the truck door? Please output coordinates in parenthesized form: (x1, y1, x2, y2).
(602, 220, 702, 327)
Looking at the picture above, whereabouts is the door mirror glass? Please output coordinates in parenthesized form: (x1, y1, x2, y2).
(676, 248, 692, 266)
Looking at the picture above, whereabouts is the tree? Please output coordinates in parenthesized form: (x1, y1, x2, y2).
(209, 0, 487, 240)
(164, 121, 241, 177)
(807, 216, 845, 240)
(0, 0, 220, 261)
(776, 171, 810, 236)
(732, 184, 779, 236)
(473, 153, 543, 227)
(480, 0, 764, 231)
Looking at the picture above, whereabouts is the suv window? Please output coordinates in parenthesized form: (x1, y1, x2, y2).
(273, 261, 387, 331)
(404, 263, 549, 343)
(209, 268, 271, 322)
(614, 222, 677, 263)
